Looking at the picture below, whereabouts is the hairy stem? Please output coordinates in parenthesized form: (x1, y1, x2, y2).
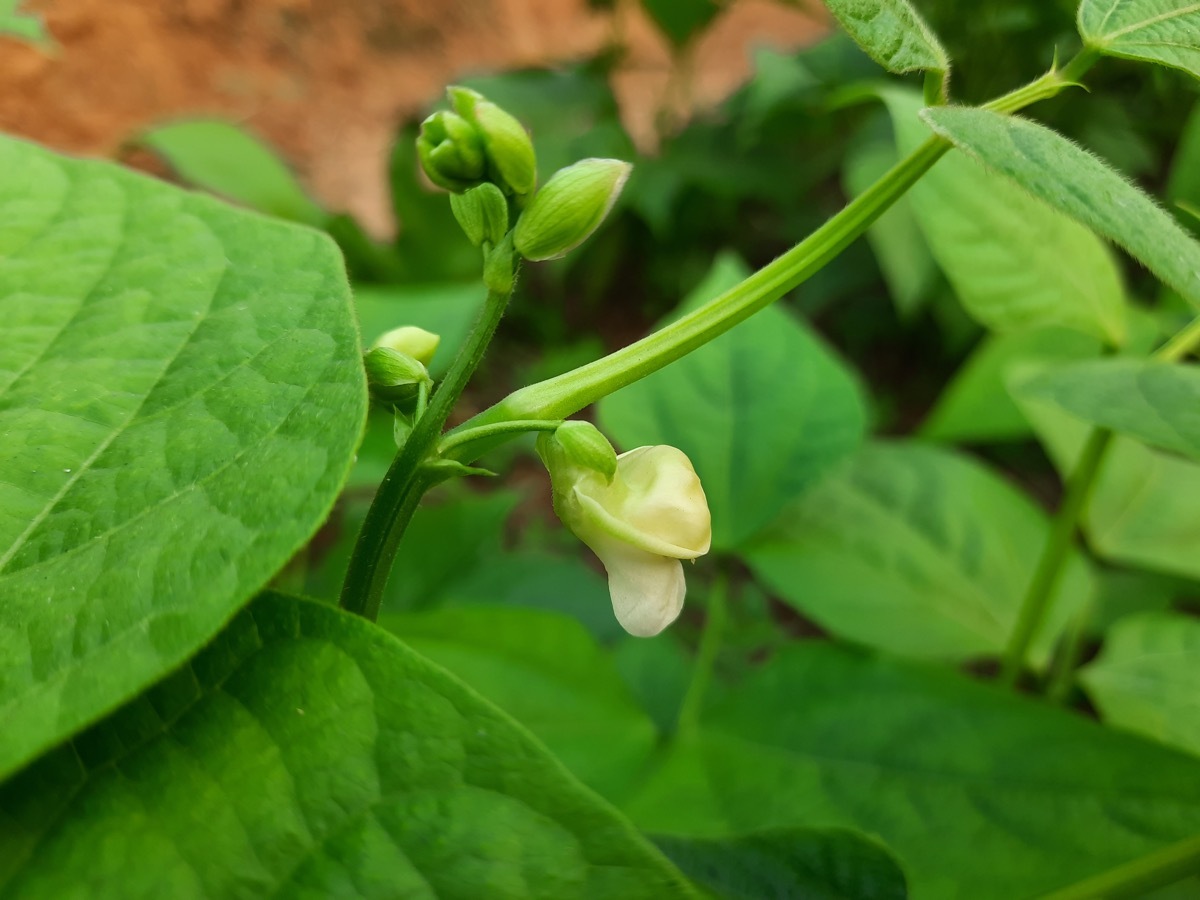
(340, 285, 513, 619)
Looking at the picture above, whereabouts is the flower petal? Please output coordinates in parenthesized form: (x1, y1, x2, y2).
(587, 532, 686, 637)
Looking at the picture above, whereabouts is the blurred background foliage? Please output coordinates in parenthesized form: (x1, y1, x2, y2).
(24, 0, 1199, 893)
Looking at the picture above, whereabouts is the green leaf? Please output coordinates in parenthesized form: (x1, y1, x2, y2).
(598, 253, 867, 550)
(354, 282, 486, 377)
(824, 0, 950, 79)
(0, 135, 366, 780)
(653, 828, 909, 900)
(0, 0, 46, 45)
(1014, 383, 1200, 580)
(1081, 612, 1200, 758)
(1078, 0, 1200, 81)
(0, 593, 693, 898)
(881, 89, 1128, 344)
(745, 442, 1093, 663)
(921, 105, 1200, 310)
(639, 0, 722, 48)
(920, 327, 1101, 443)
(138, 120, 326, 226)
(1019, 359, 1200, 461)
(381, 606, 658, 801)
(623, 643, 1200, 900)
(843, 134, 938, 318)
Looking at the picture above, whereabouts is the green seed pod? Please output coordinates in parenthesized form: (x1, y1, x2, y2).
(416, 110, 485, 192)
(514, 158, 632, 261)
(449, 86, 537, 197)
(449, 182, 509, 247)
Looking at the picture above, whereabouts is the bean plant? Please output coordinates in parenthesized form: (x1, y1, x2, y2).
(2, 0, 1200, 897)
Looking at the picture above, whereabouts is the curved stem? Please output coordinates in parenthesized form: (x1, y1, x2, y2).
(448, 134, 951, 447)
(438, 419, 563, 456)
(447, 55, 1094, 459)
(340, 285, 513, 619)
(1039, 834, 1200, 900)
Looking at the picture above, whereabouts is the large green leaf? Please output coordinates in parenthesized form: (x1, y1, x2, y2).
(653, 828, 909, 900)
(1081, 612, 1200, 758)
(598, 254, 867, 550)
(0, 593, 693, 898)
(623, 643, 1200, 900)
(138, 120, 326, 226)
(882, 90, 1127, 343)
(920, 327, 1101, 443)
(1014, 382, 1200, 579)
(922, 105, 1200, 309)
(1078, 0, 1200, 81)
(824, 0, 949, 80)
(1019, 359, 1200, 460)
(382, 606, 658, 802)
(0, 135, 366, 780)
(745, 441, 1092, 663)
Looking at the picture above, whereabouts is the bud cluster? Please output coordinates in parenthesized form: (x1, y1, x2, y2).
(417, 86, 632, 267)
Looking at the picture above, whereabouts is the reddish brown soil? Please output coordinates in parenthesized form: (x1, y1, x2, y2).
(1, 0, 825, 236)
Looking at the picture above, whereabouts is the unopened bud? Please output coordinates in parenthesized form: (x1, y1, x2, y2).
(514, 158, 631, 261)
(450, 86, 537, 197)
(372, 326, 440, 368)
(416, 110, 485, 192)
(450, 182, 509, 247)
(363, 346, 430, 402)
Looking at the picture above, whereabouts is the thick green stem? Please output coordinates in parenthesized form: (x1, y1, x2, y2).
(676, 574, 728, 738)
(1001, 428, 1113, 687)
(340, 285, 513, 619)
(1040, 834, 1200, 900)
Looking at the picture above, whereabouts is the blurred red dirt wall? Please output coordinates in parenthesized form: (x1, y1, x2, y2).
(0, 0, 824, 236)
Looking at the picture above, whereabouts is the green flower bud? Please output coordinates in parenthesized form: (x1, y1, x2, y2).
(514, 158, 631, 261)
(363, 346, 430, 402)
(372, 326, 440, 368)
(449, 182, 509, 247)
(450, 86, 537, 197)
(550, 421, 617, 483)
(416, 110, 485, 192)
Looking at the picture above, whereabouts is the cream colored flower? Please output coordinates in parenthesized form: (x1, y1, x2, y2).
(371, 326, 440, 368)
(540, 431, 711, 637)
